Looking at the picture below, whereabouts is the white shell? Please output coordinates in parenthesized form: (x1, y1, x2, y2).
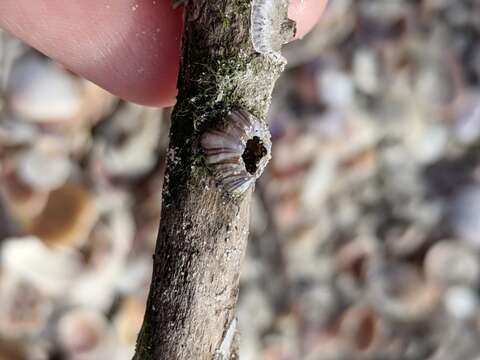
(17, 148, 71, 191)
(69, 209, 134, 311)
(201, 110, 271, 196)
(0, 114, 37, 146)
(250, 0, 296, 55)
(0, 274, 53, 337)
(56, 308, 113, 358)
(444, 286, 478, 320)
(95, 104, 162, 178)
(0, 236, 81, 296)
(7, 53, 82, 123)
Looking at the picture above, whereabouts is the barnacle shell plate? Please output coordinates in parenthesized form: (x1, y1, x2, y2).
(201, 110, 272, 196)
(251, 0, 296, 55)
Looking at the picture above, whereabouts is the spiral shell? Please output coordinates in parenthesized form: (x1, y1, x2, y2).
(250, 0, 296, 55)
(201, 109, 272, 196)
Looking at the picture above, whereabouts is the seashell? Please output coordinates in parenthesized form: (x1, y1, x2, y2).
(28, 182, 98, 248)
(0, 273, 53, 338)
(297, 285, 338, 327)
(116, 258, 151, 294)
(367, 260, 440, 322)
(16, 148, 71, 192)
(0, 236, 81, 296)
(335, 238, 376, 300)
(338, 305, 383, 355)
(360, 0, 408, 22)
(404, 37, 462, 113)
(261, 336, 299, 360)
(236, 286, 272, 335)
(424, 240, 480, 288)
(56, 308, 112, 358)
(69, 209, 134, 311)
(317, 68, 355, 109)
(201, 109, 272, 196)
(449, 186, 480, 249)
(384, 225, 428, 257)
(411, 124, 448, 165)
(444, 286, 478, 320)
(353, 48, 381, 95)
(0, 168, 49, 226)
(93, 104, 162, 179)
(300, 153, 336, 210)
(304, 333, 349, 360)
(250, 0, 296, 55)
(0, 114, 37, 147)
(6, 52, 82, 123)
(114, 296, 145, 346)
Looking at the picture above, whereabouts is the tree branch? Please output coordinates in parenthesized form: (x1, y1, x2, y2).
(133, 1, 293, 358)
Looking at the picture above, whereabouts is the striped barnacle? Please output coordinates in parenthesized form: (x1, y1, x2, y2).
(200, 109, 272, 196)
(250, 0, 296, 55)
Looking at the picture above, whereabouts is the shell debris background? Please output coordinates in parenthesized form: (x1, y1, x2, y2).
(2, 1, 480, 359)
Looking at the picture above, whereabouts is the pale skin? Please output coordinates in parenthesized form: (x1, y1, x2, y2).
(0, 0, 327, 106)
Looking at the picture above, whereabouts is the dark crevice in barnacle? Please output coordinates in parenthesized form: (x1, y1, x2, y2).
(242, 136, 268, 175)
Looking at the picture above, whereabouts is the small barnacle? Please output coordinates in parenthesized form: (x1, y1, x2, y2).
(250, 0, 296, 55)
(201, 109, 272, 196)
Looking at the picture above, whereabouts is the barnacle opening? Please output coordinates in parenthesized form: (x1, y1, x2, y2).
(242, 136, 268, 175)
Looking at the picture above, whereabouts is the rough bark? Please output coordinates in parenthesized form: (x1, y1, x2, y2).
(134, 1, 290, 359)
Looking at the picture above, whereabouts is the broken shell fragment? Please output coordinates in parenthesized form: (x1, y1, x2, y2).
(56, 308, 111, 357)
(0, 236, 81, 296)
(444, 286, 478, 320)
(28, 182, 97, 248)
(0, 337, 28, 360)
(201, 109, 272, 196)
(0, 273, 52, 338)
(368, 261, 440, 322)
(338, 305, 382, 355)
(424, 241, 480, 288)
(6, 52, 82, 123)
(0, 168, 49, 226)
(0, 114, 37, 147)
(113, 296, 145, 346)
(250, 0, 296, 55)
(16, 148, 71, 192)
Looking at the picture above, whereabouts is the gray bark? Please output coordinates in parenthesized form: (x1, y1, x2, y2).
(133, 1, 291, 359)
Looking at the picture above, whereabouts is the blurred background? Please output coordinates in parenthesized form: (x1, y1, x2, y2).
(1, 0, 480, 359)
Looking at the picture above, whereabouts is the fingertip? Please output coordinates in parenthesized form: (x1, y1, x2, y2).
(289, 0, 327, 39)
(72, 1, 184, 106)
(0, 0, 183, 107)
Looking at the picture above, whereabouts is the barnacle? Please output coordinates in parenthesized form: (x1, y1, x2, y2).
(201, 109, 272, 196)
(250, 0, 296, 55)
